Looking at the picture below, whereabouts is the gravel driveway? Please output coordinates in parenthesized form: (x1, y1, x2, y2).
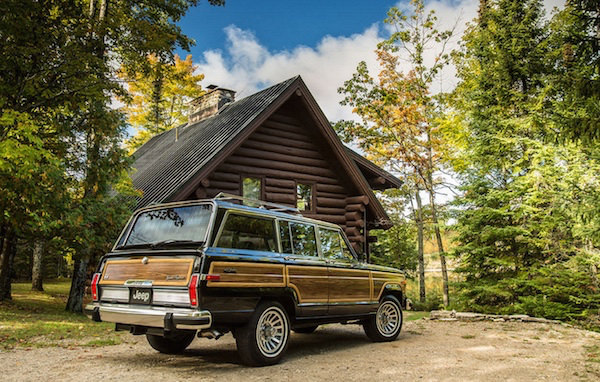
(2, 320, 599, 381)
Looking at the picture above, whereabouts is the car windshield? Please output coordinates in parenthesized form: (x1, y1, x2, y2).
(122, 204, 212, 248)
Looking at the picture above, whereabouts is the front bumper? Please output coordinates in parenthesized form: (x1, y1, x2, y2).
(84, 303, 212, 330)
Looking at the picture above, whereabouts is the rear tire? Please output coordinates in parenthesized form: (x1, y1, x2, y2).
(363, 295, 403, 342)
(235, 301, 290, 366)
(146, 331, 195, 354)
(293, 325, 318, 334)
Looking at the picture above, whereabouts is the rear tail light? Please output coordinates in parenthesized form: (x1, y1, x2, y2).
(188, 274, 199, 307)
(205, 274, 220, 281)
(91, 273, 101, 301)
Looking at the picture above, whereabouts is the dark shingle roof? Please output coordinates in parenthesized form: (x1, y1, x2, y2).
(131, 76, 299, 208)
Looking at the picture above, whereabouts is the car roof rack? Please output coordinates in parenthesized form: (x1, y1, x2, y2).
(214, 192, 301, 214)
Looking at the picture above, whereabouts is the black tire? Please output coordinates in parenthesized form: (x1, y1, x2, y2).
(146, 331, 195, 354)
(363, 295, 403, 342)
(293, 325, 318, 334)
(235, 301, 290, 366)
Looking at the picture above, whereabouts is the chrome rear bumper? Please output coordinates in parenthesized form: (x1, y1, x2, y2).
(84, 303, 212, 330)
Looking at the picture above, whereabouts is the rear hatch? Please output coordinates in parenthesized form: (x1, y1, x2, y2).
(97, 255, 199, 307)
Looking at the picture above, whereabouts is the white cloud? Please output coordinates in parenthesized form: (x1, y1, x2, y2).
(195, 0, 565, 123)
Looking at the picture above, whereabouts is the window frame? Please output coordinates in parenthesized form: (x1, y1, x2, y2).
(316, 226, 358, 263)
(276, 218, 320, 258)
(213, 210, 278, 253)
(295, 181, 315, 213)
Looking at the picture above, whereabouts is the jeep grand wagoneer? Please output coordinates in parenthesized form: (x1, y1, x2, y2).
(85, 194, 407, 366)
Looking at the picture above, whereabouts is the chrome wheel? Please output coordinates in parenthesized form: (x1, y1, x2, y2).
(376, 300, 401, 337)
(255, 306, 288, 357)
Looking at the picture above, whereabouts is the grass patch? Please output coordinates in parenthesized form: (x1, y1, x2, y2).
(585, 345, 600, 364)
(461, 334, 476, 339)
(0, 279, 125, 350)
(405, 311, 430, 321)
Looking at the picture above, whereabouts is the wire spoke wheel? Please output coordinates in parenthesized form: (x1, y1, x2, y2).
(255, 306, 288, 358)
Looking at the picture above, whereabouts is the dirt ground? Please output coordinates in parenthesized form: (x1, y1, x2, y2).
(1, 319, 599, 382)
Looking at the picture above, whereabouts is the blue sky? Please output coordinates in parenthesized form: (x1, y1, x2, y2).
(175, 0, 564, 122)
(179, 0, 398, 57)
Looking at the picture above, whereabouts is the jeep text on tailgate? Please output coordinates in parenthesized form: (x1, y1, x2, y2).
(85, 194, 407, 366)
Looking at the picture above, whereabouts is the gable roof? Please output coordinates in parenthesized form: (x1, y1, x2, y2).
(131, 76, 399, 228)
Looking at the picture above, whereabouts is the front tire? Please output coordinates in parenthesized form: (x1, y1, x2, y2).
(363, 295, 403, 342)
(235, 301, 290, 366)
(146, 331, 195, 354)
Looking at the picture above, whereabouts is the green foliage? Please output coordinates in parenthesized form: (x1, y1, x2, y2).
(448, 0, 600, 324)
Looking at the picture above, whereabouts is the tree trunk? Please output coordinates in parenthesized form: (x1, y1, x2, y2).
(427, 186, 449, 307)
(65, 257, 89, 313)
(414, 190, 426, 303)
(0, 226, 16, 301)
(31, 239, 44, 291)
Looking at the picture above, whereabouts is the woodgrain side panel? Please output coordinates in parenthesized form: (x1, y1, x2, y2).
(206, 261, 285, 287)
(371, 271, 405, 301)
(100, 258, 194, 286)
(328, 268, 371, 302)
(286, 265, 329, 303)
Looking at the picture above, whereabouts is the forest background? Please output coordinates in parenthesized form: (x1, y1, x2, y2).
(0, 0, 598, 328)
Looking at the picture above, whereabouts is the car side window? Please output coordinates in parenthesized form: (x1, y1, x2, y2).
(320, 228, 355, 263)
(278, 220, 293, 254)
(216, 213, 277, 252)
(289, 222, 318, 257)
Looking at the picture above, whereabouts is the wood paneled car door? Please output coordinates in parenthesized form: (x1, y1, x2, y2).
(319, 227, 373, 316)
(279, 220, 329, 316)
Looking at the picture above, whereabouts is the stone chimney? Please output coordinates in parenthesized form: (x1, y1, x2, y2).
(188, 85, 236, 124)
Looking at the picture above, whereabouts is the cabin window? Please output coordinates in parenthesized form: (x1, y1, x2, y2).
(287, 221, 318, 257)
(296, 183, 313, 211)
(319, 228, 355, 262)
(216, 213, 276, 252)
(242, 177, 262, 201)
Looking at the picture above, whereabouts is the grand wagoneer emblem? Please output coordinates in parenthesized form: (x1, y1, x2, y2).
(165, 274, 185, 281)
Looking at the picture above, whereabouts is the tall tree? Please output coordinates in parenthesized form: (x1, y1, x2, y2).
(119, 54, 204, 152)
(336, 0, 455, 305)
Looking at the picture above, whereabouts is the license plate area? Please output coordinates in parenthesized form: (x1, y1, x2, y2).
(129, 287, 153, 305)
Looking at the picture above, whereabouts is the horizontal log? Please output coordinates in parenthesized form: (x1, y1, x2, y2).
(234, 146, 329, 168)
(316, 190, 347, 199)
(316, 183, 346, 194)
(268, 112, 303, 126)
(208, 180, 239, 190)
(266, 192, 296, 204)
(345, 203, 365, 212)
(345, 227, 360, 237)
(209, 172, 240, 183)
(368, 176, 386, 185)
(218, 163, 339, 185)
(351, 243, 363, 253)
(227, 155, 336, 179)
(265, 178, 296, 188)
(346, 195, 369, 205)
(200, 178, 210, 187)
(315, 206, 346, 215)
(265, 185, 294, 194)
(303, 213, 345, 225)
(258, 124, 314, 143)
(242, 140, 323, 160)
(347, 219, 365, 228)
(316, 197, 346, 208)
(206, 188, 239, 197)
(347, 235, 365, 243)
(345, 211, 362, 221)
(250, 131, 317, 151)
(195, 187, 207, 198)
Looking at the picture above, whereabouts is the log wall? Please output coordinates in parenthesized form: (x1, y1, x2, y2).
(189, 110, 369, 251)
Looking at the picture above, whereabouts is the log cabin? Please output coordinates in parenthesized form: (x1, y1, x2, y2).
(130, 76, 402, 259)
